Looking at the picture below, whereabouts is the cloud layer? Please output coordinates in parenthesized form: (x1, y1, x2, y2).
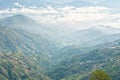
(0, 2, 120, 30)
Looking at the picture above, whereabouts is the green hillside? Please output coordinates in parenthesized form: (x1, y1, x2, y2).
(0, 14, 120, 80)
(0, 25, 54, 80)
(48, 40, 120, 80)
(0, 52, 51, 80)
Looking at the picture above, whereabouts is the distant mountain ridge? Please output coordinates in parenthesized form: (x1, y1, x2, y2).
(0, 0, 94, 9)
(0, 14, 54, 41)
(0, 0, 120, 9)
(62, 26, 120, 46)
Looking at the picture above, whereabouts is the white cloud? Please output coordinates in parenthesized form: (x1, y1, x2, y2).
(14, 2, 24, 8)
(0, 4, 120, 30)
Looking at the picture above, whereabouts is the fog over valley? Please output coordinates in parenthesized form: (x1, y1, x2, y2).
(0, 0, 120, 80)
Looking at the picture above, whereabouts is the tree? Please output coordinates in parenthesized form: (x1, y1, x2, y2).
(89, 70, 112, 80)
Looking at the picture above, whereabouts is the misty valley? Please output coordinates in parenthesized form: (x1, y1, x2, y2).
(0, 14, 120, 80)
(0, 0, 120, 80)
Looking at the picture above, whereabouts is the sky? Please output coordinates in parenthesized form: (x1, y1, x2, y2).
(0, 0, 120, 30)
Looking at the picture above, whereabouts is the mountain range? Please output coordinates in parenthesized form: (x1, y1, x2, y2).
(0, 0, 93, 9)
(0, 0, 120, 9)
(0, 14, 120, 80)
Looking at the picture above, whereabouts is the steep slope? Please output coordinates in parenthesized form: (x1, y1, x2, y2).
(0, 14, 64, 47)
(0, 24, 57, 74)
(2, 24, 59, 66)
(48, 40, 120, 80)
(0, 14, 61, 57)
(0, 14, 44, 32)
(0, 52, 51, 80)
(0, 24, 59, 79)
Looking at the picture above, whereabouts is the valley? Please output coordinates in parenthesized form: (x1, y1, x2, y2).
(0, 14, 120, 80)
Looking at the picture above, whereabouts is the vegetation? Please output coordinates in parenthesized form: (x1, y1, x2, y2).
(0, 53, 51, 80)
(89, 70, 112, 80)
(0, 14, 120, 80)
(48, 40, 120, 80)
(0, 25, 52, 80)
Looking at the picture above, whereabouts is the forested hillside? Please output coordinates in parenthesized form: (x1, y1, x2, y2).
(0, 14, 120, 80)
(0, 25, 53, 80)
(48, 40, 120, 80)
